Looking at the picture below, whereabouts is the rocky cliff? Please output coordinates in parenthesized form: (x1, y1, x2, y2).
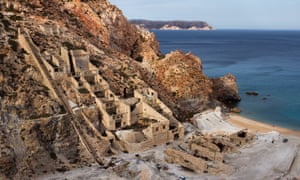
(140, 51, 214, 120)
(212, 73, 241, 107)
(0, 0, 240, 179)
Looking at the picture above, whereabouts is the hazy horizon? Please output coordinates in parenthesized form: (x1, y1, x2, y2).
(110, 0, 300, 30)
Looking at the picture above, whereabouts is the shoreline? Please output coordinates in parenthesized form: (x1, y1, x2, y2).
(228, 113, 300, 137)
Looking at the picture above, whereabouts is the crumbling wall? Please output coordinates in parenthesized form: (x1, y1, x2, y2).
(229, 130, 254, 146)
(138, 102, 169, 123)
(95, 98, 115, 130)
(134, 88, 173, 116)
(116, 101, 131, 127)
(70, 49, 89, 74)
(190, 143, 223, 161)
(143, 121, 169, 145)
(165, 148, 208, 172)
(116, 130, 154, 152)
(133, 101, 170, 144)
(60, 47, 71, 74)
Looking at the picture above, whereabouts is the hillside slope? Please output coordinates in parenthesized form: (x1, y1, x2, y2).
(0, 0, 239, 179)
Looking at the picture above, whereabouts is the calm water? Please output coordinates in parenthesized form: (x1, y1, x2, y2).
(153, 30, 300, 130)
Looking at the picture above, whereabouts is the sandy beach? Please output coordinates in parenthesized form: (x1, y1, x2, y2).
(228, 114, 300, 137)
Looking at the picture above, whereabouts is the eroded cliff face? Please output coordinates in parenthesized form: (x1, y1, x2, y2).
(140, 50, 241, 120)
(9, 0, 160, 61)
(87, 0, 160, 60)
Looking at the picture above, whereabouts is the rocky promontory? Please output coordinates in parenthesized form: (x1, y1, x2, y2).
(130, 19, 214, 30)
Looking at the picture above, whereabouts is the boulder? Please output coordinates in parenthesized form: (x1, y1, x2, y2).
(231, 107, 241, 113)
(212, 73, 241, 107)
(246, 91, 259, 96)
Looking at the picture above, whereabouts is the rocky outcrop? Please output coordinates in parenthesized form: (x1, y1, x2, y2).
(141, 51, 240, 120)
(246, 91, 259, 96)
(212, 73, 241, 107)
(152, 51, 213, 114)
(62, 0, 160, 61)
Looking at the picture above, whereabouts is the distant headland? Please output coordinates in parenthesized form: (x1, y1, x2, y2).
(130, 19, 214, 30)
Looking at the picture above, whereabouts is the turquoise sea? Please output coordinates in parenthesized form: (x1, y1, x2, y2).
(153, 30, 300, 131)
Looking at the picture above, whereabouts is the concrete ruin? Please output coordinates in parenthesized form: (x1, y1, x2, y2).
(229, 130, 254, 147)
(116, 100, 184, 152)
(164, 147, 232, 174)
(18, 26, 184, 155)
(70, 50, 90, 75)
(165, 148, 208, 173)
(112, 88, 184, 152)
(134, 88, 173, 117)
(164, 129, 254, 174)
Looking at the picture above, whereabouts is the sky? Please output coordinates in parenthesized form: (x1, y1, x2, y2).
(109, 0, 300, 30)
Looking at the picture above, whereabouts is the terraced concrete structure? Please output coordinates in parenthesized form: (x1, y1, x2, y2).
(18, 27, 184, 155)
